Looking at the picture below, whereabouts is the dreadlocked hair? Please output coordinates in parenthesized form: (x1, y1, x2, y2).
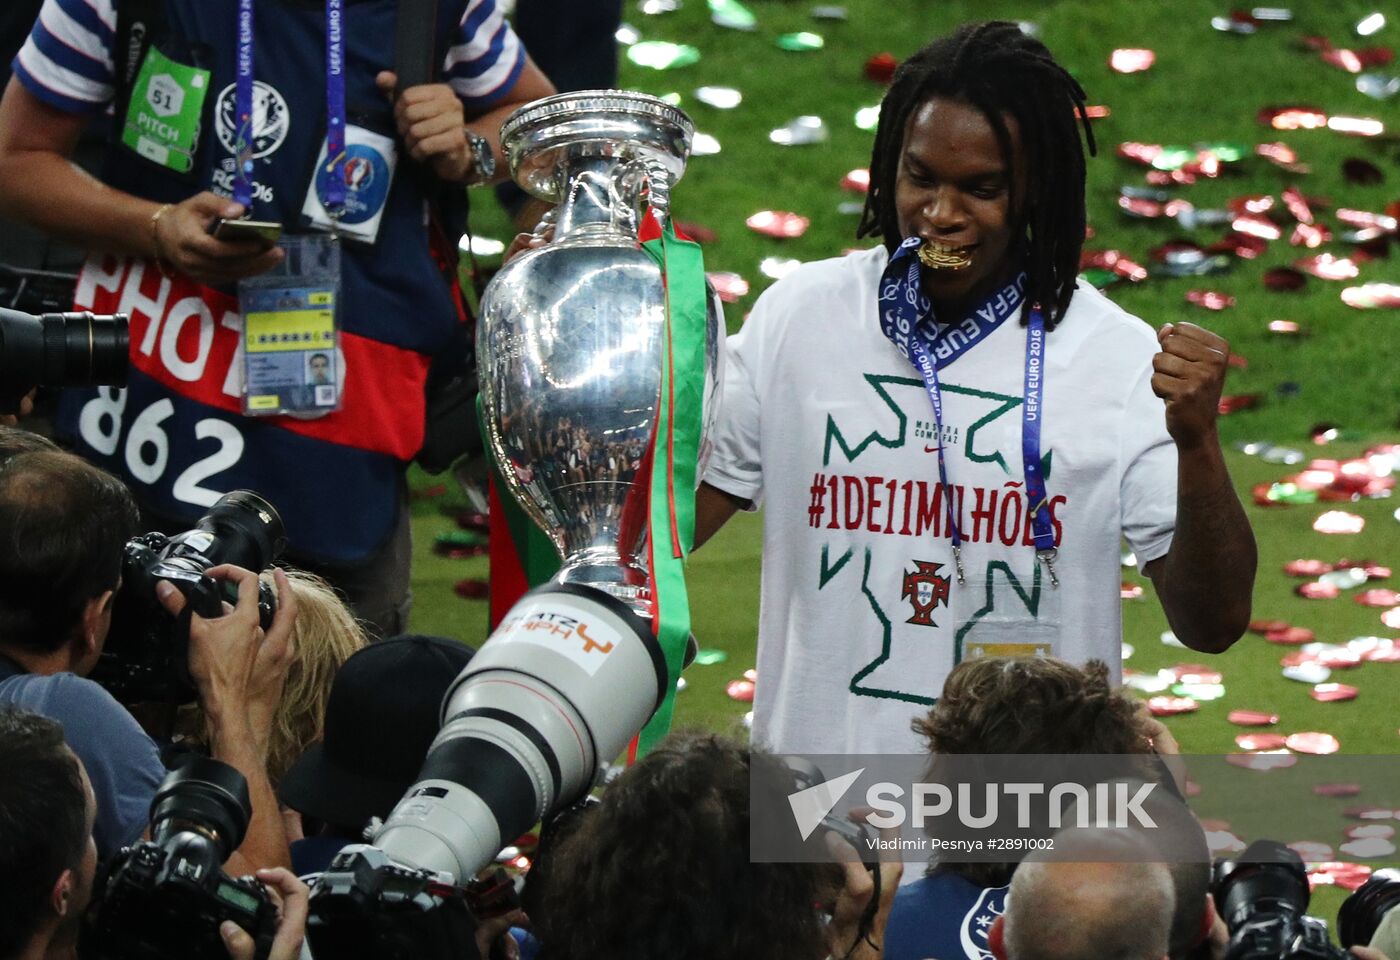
(857, 21, 1097, 330)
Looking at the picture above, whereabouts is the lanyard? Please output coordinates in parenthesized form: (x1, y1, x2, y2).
(877, 236, 1059, 586)
(232, 0, 348, 218)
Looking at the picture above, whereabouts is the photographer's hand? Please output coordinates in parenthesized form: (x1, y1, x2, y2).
(211, 565, 298, 754)
(220, 868, 308, 960)
(157, 565, 291, 870)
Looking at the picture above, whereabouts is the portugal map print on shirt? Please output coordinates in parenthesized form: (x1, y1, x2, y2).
(813, 372, 1060, 705)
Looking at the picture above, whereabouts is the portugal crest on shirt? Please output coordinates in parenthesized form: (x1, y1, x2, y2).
(901, 559, 951, 627)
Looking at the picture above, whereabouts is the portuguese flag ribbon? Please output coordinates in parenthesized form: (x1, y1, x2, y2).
(634, 210, 707, 757)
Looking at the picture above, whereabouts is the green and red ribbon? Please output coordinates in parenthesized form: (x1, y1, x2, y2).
(633, 210, 707, 758)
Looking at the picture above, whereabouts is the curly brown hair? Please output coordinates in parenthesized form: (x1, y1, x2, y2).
(533, 731, 840, 960)
(914, 657, 1152, 756)
(913, 657, 1157, 886)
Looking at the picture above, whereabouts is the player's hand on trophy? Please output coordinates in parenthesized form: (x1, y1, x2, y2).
(503, 209, 556, 264)
(375, 71, 475, 183)
(1151, 321, 1230, 452)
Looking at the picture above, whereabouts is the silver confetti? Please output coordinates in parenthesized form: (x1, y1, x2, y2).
(760, 256, 802, 280)
(811, 5, 847, 19)
(770, 115, 828, 146)
(1320, 567, 1369, 591)
(1357, 73, 1400, 100)
(1283, 662, 1331, 684)
(694, 86, 742, 109)
(639, 0, 679, 13)
(1356, 12, 1386, 36)
(615, 23, 642, 45)
(692, 132, 722, 156)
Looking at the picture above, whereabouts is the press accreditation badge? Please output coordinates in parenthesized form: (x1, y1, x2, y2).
(121, 49, 210, 174)
(951, 562, 1062, 664)
(301, 125, 397, 243)
(238, 235, 343, 417)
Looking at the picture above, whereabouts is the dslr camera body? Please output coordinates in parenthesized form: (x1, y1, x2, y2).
(96, 490, 285, 703)
(87, 758, 278, 960)
(1213, 840, 1347, 960)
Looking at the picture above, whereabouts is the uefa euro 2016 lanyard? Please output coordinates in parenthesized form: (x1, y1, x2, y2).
(234, 0, 347, 220)
(877, 236, 1058, 587)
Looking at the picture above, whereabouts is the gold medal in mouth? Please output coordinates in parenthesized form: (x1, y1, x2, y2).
(917, 242, 973, 270)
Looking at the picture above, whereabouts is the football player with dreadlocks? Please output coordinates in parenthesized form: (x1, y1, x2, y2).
(695, 21, 1256, 756)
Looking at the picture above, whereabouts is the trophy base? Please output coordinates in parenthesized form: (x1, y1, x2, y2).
(555, 551, 652, 620)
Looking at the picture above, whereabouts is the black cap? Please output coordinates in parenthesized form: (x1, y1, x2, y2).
(278, 634, 474, 829)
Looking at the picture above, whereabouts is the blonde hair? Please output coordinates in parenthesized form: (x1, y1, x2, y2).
(179, 568, 368, 783)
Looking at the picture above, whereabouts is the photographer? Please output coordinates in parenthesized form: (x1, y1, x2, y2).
(217, 868, 309, 960)
(0, 707, 96, 960)
(0, 449, 295, 870)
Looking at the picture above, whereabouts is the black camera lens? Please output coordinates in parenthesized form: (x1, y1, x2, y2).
(1339, 868, 1400, 948)
(196, 490, 287, 572)
(0, 307, 128, 391)
(149, 757, 253, 862)
(1213, 839, 1312, 931)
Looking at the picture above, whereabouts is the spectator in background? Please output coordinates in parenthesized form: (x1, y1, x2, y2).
(277, 634, 474, 876)
(0, 449, 296, 870)
(883, 656, 1165, 960)
(178, 568, 368, 786)
(0, 707, 96, 960)
(995, 829, 1176, 960)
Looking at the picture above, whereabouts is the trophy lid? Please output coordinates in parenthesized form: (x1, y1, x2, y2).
(500, 90, 695, 202)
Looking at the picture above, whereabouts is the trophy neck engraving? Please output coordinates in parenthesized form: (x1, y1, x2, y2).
(554, 154, 647, 241)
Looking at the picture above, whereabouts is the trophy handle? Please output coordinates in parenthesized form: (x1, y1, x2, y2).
(640, 156, 673, 228)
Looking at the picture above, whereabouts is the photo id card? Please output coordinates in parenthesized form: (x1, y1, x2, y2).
(301, 124, 398, 243)
(238, 235, 342, 416)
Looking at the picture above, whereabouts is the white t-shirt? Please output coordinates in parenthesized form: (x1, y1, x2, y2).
(704, 246, 1177, 756)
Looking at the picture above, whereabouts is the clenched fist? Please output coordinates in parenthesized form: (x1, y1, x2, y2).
(1151, 321, 1230, 451)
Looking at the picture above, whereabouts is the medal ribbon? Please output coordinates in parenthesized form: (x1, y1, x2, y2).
(877, 237, 1057, 581)
(231, 1, 348, 218)
(634, 211, 707, 758)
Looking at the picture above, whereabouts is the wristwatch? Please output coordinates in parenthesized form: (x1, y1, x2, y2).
(464, 129, 496, 184)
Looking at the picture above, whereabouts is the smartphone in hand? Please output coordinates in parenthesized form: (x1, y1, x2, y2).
(208, 218, 283, 246)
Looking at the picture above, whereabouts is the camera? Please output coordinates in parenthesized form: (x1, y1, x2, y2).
(96, 490, 286, 703)
(308, 582, 674, 959)
(1339, 868, 1400, 949)
(0, 305, 128, 414)
(1212, 839, 1347, 960)
(86, 758, 279, 960)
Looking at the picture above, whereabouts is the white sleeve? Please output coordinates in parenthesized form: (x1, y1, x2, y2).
(444, 0, 526, 109)
(12, 0, 117, 114)
(1120, 353, 1177, 564)
(702, 295, 771, 508)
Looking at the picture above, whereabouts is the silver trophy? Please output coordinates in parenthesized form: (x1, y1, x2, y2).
(477, 90, 724, 616)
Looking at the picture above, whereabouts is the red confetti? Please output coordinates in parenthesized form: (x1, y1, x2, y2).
(1080, 105, 1111, 120)
(1312, 784, 1361, 797)
(1119, 195, 1165, 219)
(1146, 696, 1199, 716)
(1285, 732, 1341, 754)
(1285, 559, 1334, 577)
(1296, 253, 1359, 280)
(1311, 683, 1359, 702)
(1263, 267, 1307, 291)
(1321, 48, 1365, 73)
(1356, 589, 1400, 607)
(706, 271, 750, 302)
(453, 578, 489, 599)
(1229, 710, 1280, 726)
(1117, 142, 1161, 166)
(1212, 232, 1269, 259)
(840, 168, 870, 193)
(1186, 289, 1236, 310)
(1297, 581, 1342, 600)
(1281, 186, 1315, 225)
(1336, 208, 1397, 232)
(864, 52, 897, 83)
(1310, 863, 1374, 891)
(1313, 511, 1365, 534)
(1315, 648, 1363, 669)
(1233, 213, 1283, 240)
(1290, 223, 1331, 248)
(1249, 619, 1291, 633)
(1109, 48, 1156, 73)
(725, 679, 755, 702)
(1343, 158, 1385, 185)
(746, 210, 810, 239)
(1236, 733, 1288, 751)
(1256, 143, 1301, 169)
(1081, 249, 1148, 282)
(1266, 626, 1316, 645)
(1258, 106, 1328, 130)
(1382, 607, 1400, 629)
(1268, 320, 1303, 335)
(1121, 581, 1144, 600)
